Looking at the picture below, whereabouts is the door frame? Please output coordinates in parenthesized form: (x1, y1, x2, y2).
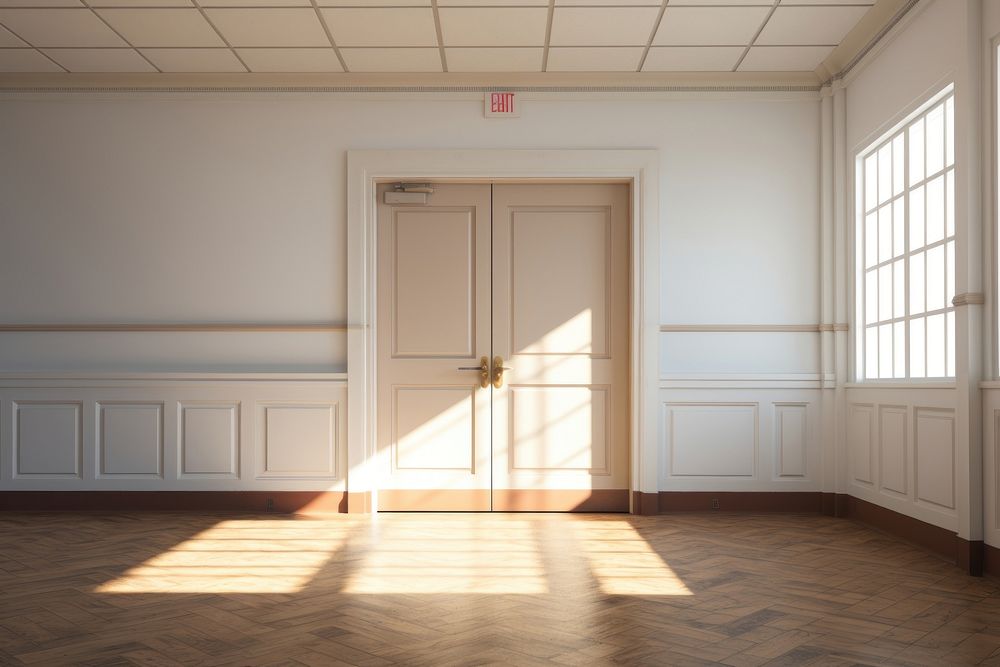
(346, 149, 660, 513)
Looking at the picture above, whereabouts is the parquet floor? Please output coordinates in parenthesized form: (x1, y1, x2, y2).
(2, 512, 1000, 666)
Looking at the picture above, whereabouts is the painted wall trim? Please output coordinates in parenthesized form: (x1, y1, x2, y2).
(660, 324, 848, 333)
(0, 323, 348, 333)
(0, 491, 349, 513)
(952, 293, 986, 307)
(346, 149, 662, 509)
(0, 71, 823, 93)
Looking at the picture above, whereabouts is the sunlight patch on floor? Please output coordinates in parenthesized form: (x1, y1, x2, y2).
(570, 520, 693, 596)
(95, 519, 355, 594)
(342, 518, 549, 594)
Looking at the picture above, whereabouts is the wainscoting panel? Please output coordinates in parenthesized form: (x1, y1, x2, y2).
(774, 403, 807, 478)
(0, 375, 347, 492)
(98, 402, 163, 478)
(12, 402, 82, 479)
(914, 408, 956, 511)
(983, 390, 1000, 552)
(845, 386, 957, 532)
(659, 389, 820, 491)
(848, 404, 875, 486)
(878, 405, 907, 497)
(257, 403, 339, 479)
(179, 403, 239, 478)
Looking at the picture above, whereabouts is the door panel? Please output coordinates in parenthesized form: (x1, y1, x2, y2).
(491, 184, 630, 511)
(376, 184, 492, 511)
(376, 182, 629, 512)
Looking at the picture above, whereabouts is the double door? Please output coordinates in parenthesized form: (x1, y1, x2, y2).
(376, 182, 628, 511)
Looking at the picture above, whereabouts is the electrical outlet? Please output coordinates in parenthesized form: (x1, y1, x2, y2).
(711, 498, 720, 510)
(266, 497, 274, 512)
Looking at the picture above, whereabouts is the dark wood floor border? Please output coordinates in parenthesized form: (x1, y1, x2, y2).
(632, 491, 659, 515)
(0, 491, 348, 514)
(658, 491, 824, 513)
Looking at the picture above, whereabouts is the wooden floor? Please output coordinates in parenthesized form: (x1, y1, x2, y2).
(2, 512, 1000, 666)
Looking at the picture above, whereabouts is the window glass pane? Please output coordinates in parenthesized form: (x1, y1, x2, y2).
(894, 321, 906, 378)
(879, 323, 893, 378)
(946, 169, 954, 238)
(909, 186, 924, 249)
(866, 270, 878, 324)
(865, 153, 878, 211)
(893, 197, 904, 257)
(865, 211, 878, 268)
(926, 103, 945, 175)
(879, 203, 892, 263)
(926, 175, 945, 244)
(893, 134, 905, 197)
(926, 245, 945, 311)
(878, 143, 893, 205)
(879, 264, 893, 321)
(946, 311, 955, 377)
(927, 313, 945, 377)
(910, 316, 925, 377)
(946, 240, 955, 306)
(908, 118, 924, 186)
(910, 251, 925, 314)
(866, 326, 879, 379)
(893, 259, 905, 319)
(945, 96, 954, 167)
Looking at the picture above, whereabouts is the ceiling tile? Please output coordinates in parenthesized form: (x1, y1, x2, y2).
(98, 9, 223, 47)
(237, 47, 343, 71)
(439, 8, 546, 47)
(446, 47, 541, 71)
(0, 23, 26, 46)
(0, 0, 81, 6)
(90, 0, 192, 6)
(550, 8, 659, 47)
(140, 47, 245, 71)
(322, 8, 437, 47)
(0, 9, 125, 47)
(442, 0, 546, 5)
(203, 0, 309, 5)
(738, 45, 833, 70)
(642, 46, 744, 71)
(44, 47, 155, 71)
(654, 7, 768, 46)
(341, 47, 441, 72)
(207, 9, 329, 47)
(756, 6, 870, 46)
(669, 0, 770, 4)
(781, 0, 873, 4)
(0, 48, 62, 71)
(546, 46, 643, 71)
(318, 0, 429, 6)
(556, 0, 659, 4)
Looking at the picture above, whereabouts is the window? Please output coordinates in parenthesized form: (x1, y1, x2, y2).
(857, 86, 955, 380)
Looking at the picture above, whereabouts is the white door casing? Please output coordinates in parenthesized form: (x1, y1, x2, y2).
(347, 149, 660, 512)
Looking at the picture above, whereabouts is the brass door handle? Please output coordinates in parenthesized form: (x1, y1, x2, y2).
(458, 356, 490, 389)
(492, 356, 513, 389)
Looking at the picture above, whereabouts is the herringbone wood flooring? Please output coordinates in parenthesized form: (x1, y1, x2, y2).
(2, 512, 1000, 666)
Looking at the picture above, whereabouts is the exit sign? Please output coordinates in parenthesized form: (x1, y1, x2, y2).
(485, 91, 519, 118)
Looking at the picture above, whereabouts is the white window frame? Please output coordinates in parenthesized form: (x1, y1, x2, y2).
(855, 83, 956, 382)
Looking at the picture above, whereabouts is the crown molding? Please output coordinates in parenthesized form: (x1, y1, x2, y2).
(0, 70, 823, 93)
(816, 0, 922, 87)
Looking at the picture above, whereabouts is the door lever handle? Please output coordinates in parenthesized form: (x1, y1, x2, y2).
(492, 356, 513, 389)
(458, 356, 490, 389)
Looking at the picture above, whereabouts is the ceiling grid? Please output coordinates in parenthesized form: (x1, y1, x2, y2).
(0, 0, 885, 76)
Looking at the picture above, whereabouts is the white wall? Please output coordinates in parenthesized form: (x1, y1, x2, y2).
(841, 0, 982, 537)
(0, 92, 823, 493)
